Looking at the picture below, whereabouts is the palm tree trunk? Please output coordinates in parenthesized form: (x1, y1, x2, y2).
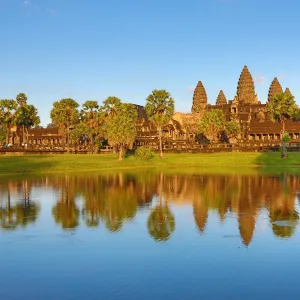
(67, 127, 70, 153)
(281, 120, 287, 158)
(90, 135, 94, 153)
(158, 126, 163, 158)
(26, 127, 29, 144)
(118, 145, 123, 161)
(22, 125, 25, 144)
(5, 125, 10, 144)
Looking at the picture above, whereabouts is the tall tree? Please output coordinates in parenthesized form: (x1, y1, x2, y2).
(50, 98, 79, 153)
(0, 99, 17, 144)
(198, 109, 226, 142)
(80, 100, 103, 152)
(15, 104, 40, 143)
(145, 90, 175, 158)
(103, 102, 138, 160)
(225, 120, 241, 142)
(267, 92, 298, 158)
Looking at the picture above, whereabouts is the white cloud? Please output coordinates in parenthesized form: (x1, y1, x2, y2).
(23, 0, 31, 6)
(254, 75, 265, 86)
(187, 86, 195, 94)
(46, 7, 57, 15)
(278, 73, 287, 81)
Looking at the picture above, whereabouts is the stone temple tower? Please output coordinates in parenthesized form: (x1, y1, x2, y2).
(216, 90, 227, 106)
(268, 77, 283, 103)
(236, 66, 258, 104)
(192, 81, 207, 115)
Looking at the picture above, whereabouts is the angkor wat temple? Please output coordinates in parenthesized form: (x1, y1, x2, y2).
(135, 65, 300, 152)
(6, 66, 300, 152)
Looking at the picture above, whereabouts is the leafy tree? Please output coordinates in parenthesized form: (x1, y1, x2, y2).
(50, 98, 79, 153)
(225, 120, 241, 142)
(0, 99, 17, 144)
(145, 90, 175, 158)
(103, 102, 138, 160)
(198, 109, 226, 142)
(15, 104, 40, 143)
(267, 92, 298, 158)
(80, 100, 104, 152)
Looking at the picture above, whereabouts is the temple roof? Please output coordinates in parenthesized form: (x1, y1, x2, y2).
(285, 87, 293, 97)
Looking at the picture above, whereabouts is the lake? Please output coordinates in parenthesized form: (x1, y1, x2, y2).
(0, 170, 300, 300)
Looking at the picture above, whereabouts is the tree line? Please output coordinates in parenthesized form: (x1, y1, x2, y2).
(0, 89, 299, 159)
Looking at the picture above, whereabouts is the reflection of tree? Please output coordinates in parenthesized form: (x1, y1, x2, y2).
(147, 173, 175, 242)
(99, 186, 138, 233)
(52, 178, 79, 230)
(147, 205, 175, 241)
(0, 188, 40, 231)
(270, 209, 299, 238)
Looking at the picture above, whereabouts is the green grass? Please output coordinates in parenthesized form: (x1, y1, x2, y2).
(0, 152, 299, 175)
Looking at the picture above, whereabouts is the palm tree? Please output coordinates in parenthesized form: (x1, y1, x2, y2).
(145, 90, 175, 158)
(80, 100, 103, 153)
(50, 98, 79, 153)
(0, 99, 17, 144)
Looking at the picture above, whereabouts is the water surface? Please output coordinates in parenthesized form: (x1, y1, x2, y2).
(0, 171, 300, 299)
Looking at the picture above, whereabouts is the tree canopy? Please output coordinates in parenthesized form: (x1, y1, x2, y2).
(50, 98, 80, 152)
(103, 100, 138, 160)
(198, 109, 226, 142)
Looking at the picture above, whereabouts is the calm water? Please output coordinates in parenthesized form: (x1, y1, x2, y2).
(0, 171, 300, 300)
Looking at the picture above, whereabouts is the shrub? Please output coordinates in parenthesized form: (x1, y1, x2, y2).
(135, 146, 155, 161)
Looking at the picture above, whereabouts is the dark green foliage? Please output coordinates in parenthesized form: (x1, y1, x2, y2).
(50, 98, 80, 152)
(135, 146, 155, 161)
(103, 101, 138, 160)
(198, 109, 225, 142)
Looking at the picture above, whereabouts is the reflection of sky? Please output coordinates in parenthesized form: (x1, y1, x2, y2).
(0, 186, 300, 299)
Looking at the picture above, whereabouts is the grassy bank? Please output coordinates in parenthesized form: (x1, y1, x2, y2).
(0, 152, 299, 176)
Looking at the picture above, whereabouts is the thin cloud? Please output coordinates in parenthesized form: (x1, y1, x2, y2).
(46, 7, 57, 16)
(254, 75, 265, 86)
(278, 73, 287, 81)
(187, 86, 195, 94)
(23, 0, 31, 6)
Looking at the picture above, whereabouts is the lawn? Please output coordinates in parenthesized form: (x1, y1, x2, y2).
(0, 152, 299, 175)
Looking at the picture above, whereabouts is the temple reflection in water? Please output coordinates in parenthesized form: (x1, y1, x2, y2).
(0, 172, 299, 246)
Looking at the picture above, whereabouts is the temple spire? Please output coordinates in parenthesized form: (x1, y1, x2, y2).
(236, 66, 257, 104)
(284, 87, 293, 97)
(192, 81, 207, 114)
(268, 77, 283, 102)
(216, 90, 227, 105)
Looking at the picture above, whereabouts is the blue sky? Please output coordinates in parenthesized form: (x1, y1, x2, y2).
(1, 0, 299, 125)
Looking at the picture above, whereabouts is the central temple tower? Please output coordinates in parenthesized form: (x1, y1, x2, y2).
(236, 66, 258, 104)
(191, 81, 207, 115)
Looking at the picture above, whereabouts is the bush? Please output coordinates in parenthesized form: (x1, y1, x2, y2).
(135, 146, 155, 161)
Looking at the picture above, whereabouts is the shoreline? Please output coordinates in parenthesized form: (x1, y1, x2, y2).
(0, 152, 300, 176)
